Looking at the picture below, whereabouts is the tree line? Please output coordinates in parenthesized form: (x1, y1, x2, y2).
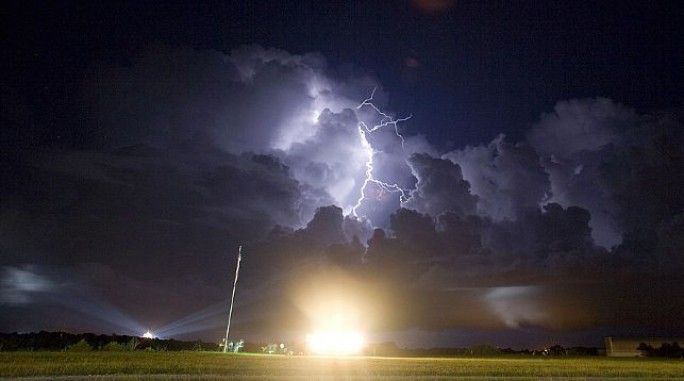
(1, 331, 607, 356)
(637, 342, 684, 358)
(0, 331, 219, 352)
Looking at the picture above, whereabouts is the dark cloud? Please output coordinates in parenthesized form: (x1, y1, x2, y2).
(0, 143, 314, 339)
(76, 44, 403, 223)
(403, 153, 478, 217)
(527, 98, 637, 161)
(205, 202, 604, 335)
(525, 99, 684, 249)
(0, 263, 209, 336)
(233, 169, 678, 335)
(445, 135, 550, 220)
(444, 98, 684, 255)
(527, 98, 638, 248)
(2, 42, 684, 347)
(79, 45, 312, 152)
(1, 147, 304, 262)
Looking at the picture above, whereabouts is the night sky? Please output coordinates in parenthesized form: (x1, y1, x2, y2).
(2, 0, 684, 348)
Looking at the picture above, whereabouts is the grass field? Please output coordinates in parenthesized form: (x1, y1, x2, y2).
(2, 352, 684, 380)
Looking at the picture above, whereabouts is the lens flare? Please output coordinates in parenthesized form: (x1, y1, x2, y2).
(303, 296, 366, 355)
(306, 330, 365, 355)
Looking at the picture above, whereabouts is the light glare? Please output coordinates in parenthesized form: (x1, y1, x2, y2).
(306, 330, 365, 355)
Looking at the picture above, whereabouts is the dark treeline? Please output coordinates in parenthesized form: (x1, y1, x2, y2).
(368, 342, 602, 357)
(0, 331, 219, 351)
(1, 331, 603, 356)
(637, 342, 684, 358)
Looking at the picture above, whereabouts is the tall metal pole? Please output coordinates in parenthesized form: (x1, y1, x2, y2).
(223, 245, 242, 353)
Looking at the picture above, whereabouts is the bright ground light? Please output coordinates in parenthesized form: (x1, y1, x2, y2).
(297, 272, 367, 356)
(142, 330, 155, 339)
(306, 330, 365, 355)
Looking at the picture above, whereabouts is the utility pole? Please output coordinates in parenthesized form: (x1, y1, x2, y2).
(223, 245, 242, 353)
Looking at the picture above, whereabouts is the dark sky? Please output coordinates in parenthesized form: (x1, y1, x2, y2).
(2, 0, 684, 348)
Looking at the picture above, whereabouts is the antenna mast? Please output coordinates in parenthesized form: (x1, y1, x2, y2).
(223, 245, 242, 352)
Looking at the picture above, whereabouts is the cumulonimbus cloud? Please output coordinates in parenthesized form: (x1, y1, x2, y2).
(3, 44, 684, 344)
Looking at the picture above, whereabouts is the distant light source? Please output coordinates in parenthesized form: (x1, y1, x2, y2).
(306, 330, 365, 355)
(142, 330, 155, 339)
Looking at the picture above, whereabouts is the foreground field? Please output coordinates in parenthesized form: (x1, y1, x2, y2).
(2, 352, 684, 380)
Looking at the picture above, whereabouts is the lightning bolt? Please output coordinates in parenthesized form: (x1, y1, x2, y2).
(352, 87, 411, 218)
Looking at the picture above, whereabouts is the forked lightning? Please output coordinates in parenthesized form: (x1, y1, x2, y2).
(352, 87, 411, 217)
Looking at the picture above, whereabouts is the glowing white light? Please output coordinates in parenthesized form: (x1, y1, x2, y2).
(142, 330, 155, 339)
(312, 110, 320, 123)
(306, 330, 365, 355)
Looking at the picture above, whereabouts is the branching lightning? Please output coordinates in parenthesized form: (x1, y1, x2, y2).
(352, 87, 411, 217)
(357, 88, 412, 147)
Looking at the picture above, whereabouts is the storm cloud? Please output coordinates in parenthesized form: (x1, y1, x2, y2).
(2, 44, 684, 347)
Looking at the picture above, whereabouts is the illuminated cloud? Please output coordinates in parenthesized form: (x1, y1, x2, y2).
(0, 266, 53, 305)
(2, 43, 684, 344)
(444, 135, 550, 220)
(443, 98, 684, 253)
(283, 108, 368, 215)
(0, 265, 149, 335)
(527, 98, 638, 248)
(484, 286, 547, 329)
(403, 153, 478, 217)
(79, 44, 411, 225)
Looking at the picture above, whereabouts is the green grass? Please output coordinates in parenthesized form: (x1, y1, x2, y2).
(1, 352, 684, 380)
